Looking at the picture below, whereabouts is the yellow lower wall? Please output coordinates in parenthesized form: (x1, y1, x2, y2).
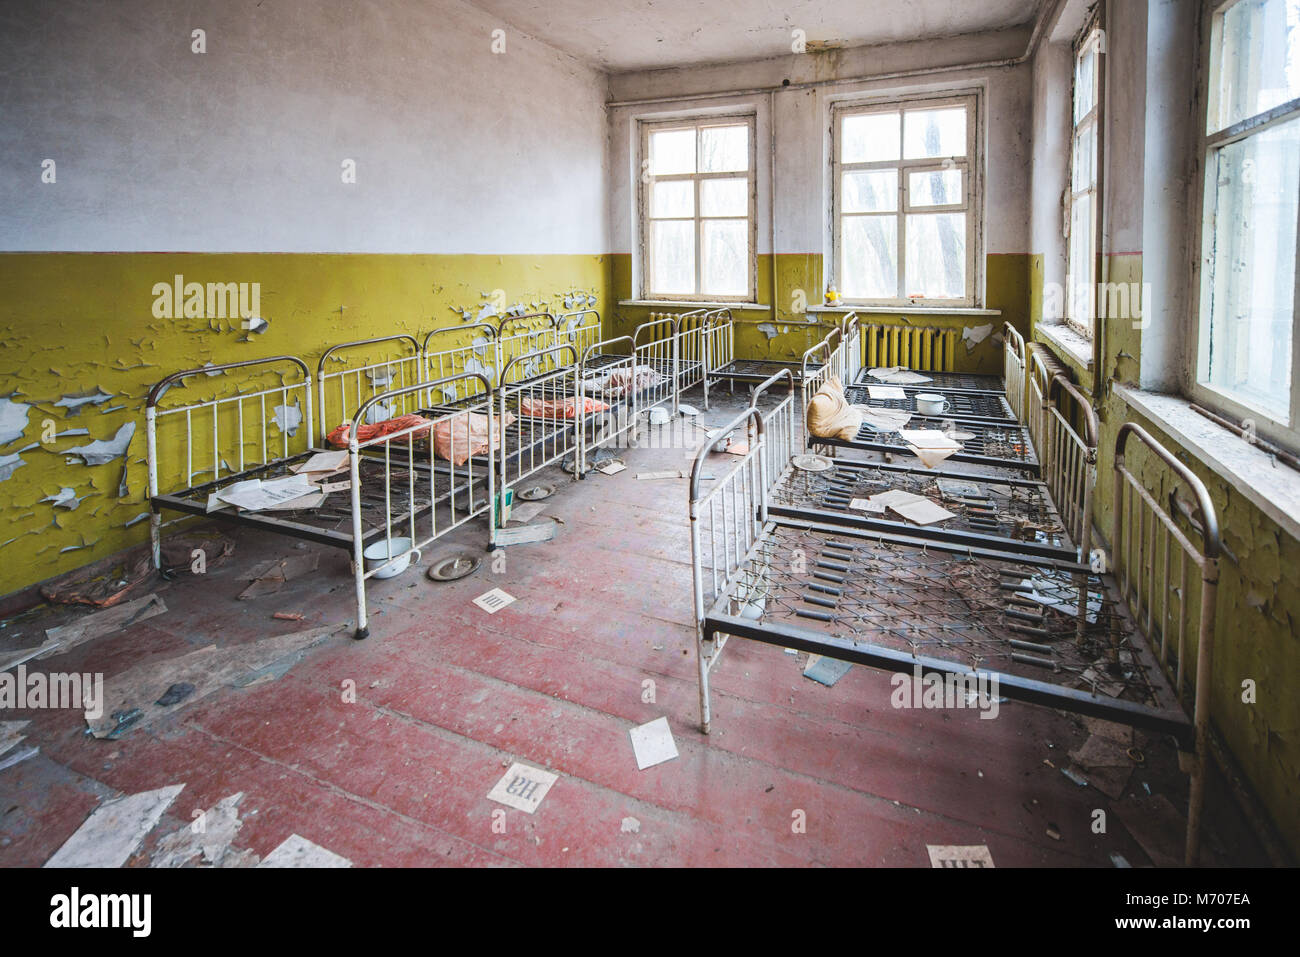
(0, 252, 611, 597)
(609, 253, 1031, 378)
(1031, 252, 1300, 858)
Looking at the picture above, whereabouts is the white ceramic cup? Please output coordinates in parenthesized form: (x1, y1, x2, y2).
(915, 393, 950, 416)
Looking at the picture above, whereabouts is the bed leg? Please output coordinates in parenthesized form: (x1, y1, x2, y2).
(149, 510, 162, 575)
(1185, 748, 1205, 865)
(697, 625, 712, 735)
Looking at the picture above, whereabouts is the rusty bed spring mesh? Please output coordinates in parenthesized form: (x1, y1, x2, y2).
(770, 461, 1071, 550)
(167, 449, 474, 539)
(843, 384, 1014, 421)
(714, 358, 823, 381)
(843, 417, 1038, 463)
(853, 369, 1004, 392)
(723, 524, 1163, 706)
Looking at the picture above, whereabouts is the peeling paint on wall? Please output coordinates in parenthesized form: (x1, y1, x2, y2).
(63, 422, 135, 466)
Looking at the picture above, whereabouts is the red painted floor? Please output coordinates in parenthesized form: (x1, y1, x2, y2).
(0, 388, 1269, 867)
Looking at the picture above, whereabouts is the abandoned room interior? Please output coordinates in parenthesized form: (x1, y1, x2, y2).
(0, 0, 1297, 883)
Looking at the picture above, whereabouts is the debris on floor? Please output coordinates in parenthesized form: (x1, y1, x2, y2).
(1067, 733, 1137, 799)
(596, 461, 626, 475)
(620, 816, 641, 834)
(803, 654, 853, 687)
(259, 833, 352, 868)
(44, 784, 185, 868)
(487, 762, 558, 814)
(40, 593, 167, 658)
(1113, 793, 1188, 868)
(149, 792, 249, 868)
(237, 552, 321, 600)
(472, 588, 516, 614)
(926, 844, 994, 868)
(629, 716, 679, 770)
(493, 519, 559, 546)
(86, 625, 343, 739)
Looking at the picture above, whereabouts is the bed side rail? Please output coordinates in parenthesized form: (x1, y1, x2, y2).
(1003, 322, 1027, 422)
(1026, 345, 1061, 459)
(798, 328, 844, 429)
(750, 369, 796, 494)
(498, 312, 560, 377)
(146, 355, 314, 499)
(1044, 375, 1099, 561)
(348, 372, 496, 639)
(579, 336, 640, 465)
(317, 335, 423, 445)
(423, 323, 499, 401)
(560, 309, 603, 360)
(498, 343, 582, 494)
(1111, 421, 1220, 864)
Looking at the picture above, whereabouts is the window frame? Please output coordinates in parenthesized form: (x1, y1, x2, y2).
(1189, 0, 1300, 450)
(637, 113, 758, 303)
(830, 91, 983, 308)
(1066, 15, 1105, 340)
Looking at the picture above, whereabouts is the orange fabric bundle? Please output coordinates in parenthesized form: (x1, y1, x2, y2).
(327, 414, 432, 449)
(518, 396, 609, 419)
(432, 410, 516, 466)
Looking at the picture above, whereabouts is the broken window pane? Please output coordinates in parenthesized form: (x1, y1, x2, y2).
(651, 180, 693, 218)
(908, 169, 963, 207)
(650, 220, 695, 295)
(905, 213, 966, 299)
(843, 170, 897, 212)
(904, 107, 966, 159)
(1213, 0, 1300, 133)
(700, 125, 748, 172)
(1202, 116, 1299, 422)
(842, 215, 898, 299)
(701, 219, 748, 297)
(700, 177, 747, 216)
(650, 128, 695, 175)
(842, 111, 900, 163)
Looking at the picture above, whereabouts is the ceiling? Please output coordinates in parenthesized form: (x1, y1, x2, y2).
(466, 0, 1046, 73)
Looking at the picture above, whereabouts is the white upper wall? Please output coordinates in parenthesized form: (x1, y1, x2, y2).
(0, 0, 609, 254)
(608, 31, 1035, 260)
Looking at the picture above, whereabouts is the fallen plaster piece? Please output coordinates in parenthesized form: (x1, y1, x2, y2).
(64, 422, 136, 466)
(150, 792, 247, 868)
(260, 833, 353, 868)
(0, 395, 31, 445)
(472, 588, 516, 614)
(629, 716, 679, 770)
(962, 323, 994, 353)
(803, 654, 853, 687)
(44, 784, 185, 868)
(0, 720, 31, 760)
(54, 389, 114, 415)
(85, 625, 342, 738)
(42, 593, 167, 658)
(0, 746, 38, 772)
(620, 816, 641, 834)
(927, 844, 995, 868)
(486, 762, 558, 814)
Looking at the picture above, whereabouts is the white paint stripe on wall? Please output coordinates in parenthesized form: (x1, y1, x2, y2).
(0, 0, 609, 255)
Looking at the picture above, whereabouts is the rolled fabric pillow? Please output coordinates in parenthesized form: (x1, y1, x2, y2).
(805, 375, 862, 441)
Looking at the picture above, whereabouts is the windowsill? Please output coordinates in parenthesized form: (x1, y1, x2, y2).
(1113, 384, 1300, 543)
(1037, 322, 1094, 371)
(619, 299, 768, 310)
(807, 304, 1002, 316)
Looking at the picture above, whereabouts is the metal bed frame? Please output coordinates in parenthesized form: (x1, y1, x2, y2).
(854, 366, 1005, 394)
(146, 357, 496, 640)
(703, 308, 845, 391)
(1003, 322, 1028, 422)
(843, 381, 1016, 425)
(688, 407, 1221, 864)
(809, 412, 1040, 476)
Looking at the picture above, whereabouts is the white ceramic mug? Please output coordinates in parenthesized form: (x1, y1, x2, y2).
(915, 393, 950, 416)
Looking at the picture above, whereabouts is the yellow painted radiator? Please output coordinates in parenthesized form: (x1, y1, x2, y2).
(862, 323, 958, 371)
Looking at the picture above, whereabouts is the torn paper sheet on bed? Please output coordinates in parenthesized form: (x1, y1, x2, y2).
(898, 428, 962, 468)
(868, 366, 933, 385)
(1018, 575, 1103, 623)
(214, 476, 319, 512)
(855, 488, 956, 526)
(290, 450, 348, 476)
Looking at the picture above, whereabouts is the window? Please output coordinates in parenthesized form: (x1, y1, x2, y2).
(1195, 0, 1300, 441)
(1067, 20, 1103, 338)
(639, 116, 756, 301)
(832, 94, 979, 306)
